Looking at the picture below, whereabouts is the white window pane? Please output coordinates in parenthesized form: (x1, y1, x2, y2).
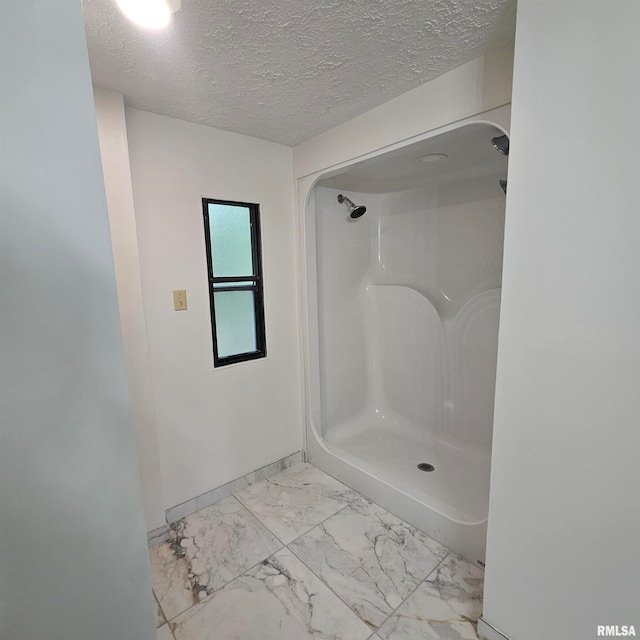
(208, 204, 253, 277)
(214, 290, 257, 358)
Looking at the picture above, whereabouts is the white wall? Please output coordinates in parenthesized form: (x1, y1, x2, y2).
(483, 2, 640, 638)
(293, 43, 514, 179)
(125, 109, 303, 510)
(94, 88, 166, 531)
(0, 2, 155, 639)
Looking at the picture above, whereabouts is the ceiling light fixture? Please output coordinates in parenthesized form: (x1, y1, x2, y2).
(115, 0, 181, 30)
(416, 154, 448, 163)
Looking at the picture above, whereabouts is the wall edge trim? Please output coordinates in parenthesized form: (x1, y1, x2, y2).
(147, 525, 170, 548)
(478, 617, 511, 640)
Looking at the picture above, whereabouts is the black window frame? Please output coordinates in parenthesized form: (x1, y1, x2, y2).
(202, 198, 267, 367)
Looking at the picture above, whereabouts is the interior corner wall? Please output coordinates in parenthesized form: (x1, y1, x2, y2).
(292, 43, 514, 178)
(124, 109, 303, 511)
(93, 87, 166, 532)
(0, 1, 155, 638)
(483, 2, 640, 639)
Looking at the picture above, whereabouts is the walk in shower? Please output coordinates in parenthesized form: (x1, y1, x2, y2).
(302, 122, 508, 563)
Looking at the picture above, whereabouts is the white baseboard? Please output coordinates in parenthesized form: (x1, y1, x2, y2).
(164, 451, 304, 523)
(478, 617, 511, 640)
(146, 524, 170, 548)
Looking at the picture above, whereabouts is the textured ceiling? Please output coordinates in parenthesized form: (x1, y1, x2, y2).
(84, 0, 516, 146)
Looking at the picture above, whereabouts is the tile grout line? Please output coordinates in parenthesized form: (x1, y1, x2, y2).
(164, 552, 276, 625)
(282, 492, 363, 542)
(168, 618, 178, 640)
(283, 501, 455, 639)
(231, 466, 363, 610)
(286, 542, 377, 636)
(165, 542, 341, 629)
(367, 551, 452, 638)
(153, 579, 181, 635)
(162, 469, 370, 630)
(233, 467, 461, 637)
(153, 587, 178, 640)
(228, 494, 289, 549)
(379, 553, 486, 638)
(162, 495, 287, 627)
(270, 484, 456, 637)
(160, 527, 374, 635)
(152, 589, 164, 625)
(152, 589, 172, 638)
(232, 466, 362, 547)
(164, 541, 448, 640)
(157, 465, 337, 629)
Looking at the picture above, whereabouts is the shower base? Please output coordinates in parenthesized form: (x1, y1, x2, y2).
(324, 415, 491, 525)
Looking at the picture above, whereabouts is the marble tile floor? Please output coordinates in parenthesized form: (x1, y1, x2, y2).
(150, 462, 485, 640)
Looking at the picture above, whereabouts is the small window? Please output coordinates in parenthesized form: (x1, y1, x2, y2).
(202, 198, 266, 366)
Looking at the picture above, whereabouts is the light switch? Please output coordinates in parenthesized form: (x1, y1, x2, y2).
(173, 289, 187, 311)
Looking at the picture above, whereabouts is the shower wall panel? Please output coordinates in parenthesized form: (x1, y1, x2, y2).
(451, 290, 501, 451)
(314, 187, 377, 433)
(315, 180, 504, 451)
(366, 284, 444, 431)
(374, 182, 504, 318)
(370, 183, 504, 450)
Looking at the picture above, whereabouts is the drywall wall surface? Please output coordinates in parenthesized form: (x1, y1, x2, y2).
(94, 87, 166, 532)
(125, 109, 303, 510)
(483, 2, 640, 639)
(293, 43, 513, 178)
(0, 2, 155, 639)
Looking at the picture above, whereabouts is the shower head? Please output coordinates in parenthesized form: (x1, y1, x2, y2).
(337, 194, 367, 219)
(491, 135, 510, 156)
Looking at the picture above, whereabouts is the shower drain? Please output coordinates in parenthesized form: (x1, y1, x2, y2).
(417, 463, 435, 472)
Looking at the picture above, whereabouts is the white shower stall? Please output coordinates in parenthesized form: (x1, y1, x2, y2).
(302, 122, 507, 562)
